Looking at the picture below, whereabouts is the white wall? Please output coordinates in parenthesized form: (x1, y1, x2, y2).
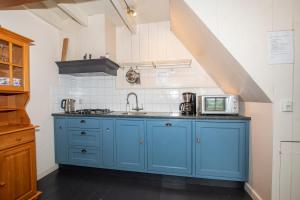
(116, 21, 218, 89)
(0, 10, 60, 178)
(243, 102, 273, 200)
(185, 0, 299, 199)
(60, 13, 116, 61)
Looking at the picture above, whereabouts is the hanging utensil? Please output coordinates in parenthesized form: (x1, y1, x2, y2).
(125, 67, 140, 84)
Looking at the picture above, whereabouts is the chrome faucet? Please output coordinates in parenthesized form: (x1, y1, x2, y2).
(126, 92, 143, 112)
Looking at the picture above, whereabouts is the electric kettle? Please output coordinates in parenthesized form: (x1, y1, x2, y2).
(61, 98, 75, 113)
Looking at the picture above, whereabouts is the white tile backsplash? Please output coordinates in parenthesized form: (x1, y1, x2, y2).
(52, 75, 224, 113)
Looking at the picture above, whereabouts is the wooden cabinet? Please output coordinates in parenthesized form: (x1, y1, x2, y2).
(0, 27, 32, 93)
(146, 120, 192, 175)
(0, 27, 40, 199)
(115, 120, 145, 172)
(195, 121, 248, 181)
(0, 129, 41, 200)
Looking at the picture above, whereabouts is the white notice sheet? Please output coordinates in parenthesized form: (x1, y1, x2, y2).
(268, 31, 294, 65)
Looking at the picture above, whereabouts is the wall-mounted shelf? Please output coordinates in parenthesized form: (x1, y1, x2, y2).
(119, 59, 192, 69)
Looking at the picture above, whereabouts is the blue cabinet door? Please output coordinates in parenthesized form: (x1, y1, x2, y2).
(147, 120, 192, 175)
(195, 121, 248, 181)
(102, 119, 115, 168)
(54, 118, 68, 164)
(116, 119, 145, 172)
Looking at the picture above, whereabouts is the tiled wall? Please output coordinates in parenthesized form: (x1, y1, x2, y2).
(52, 75, 223, 113)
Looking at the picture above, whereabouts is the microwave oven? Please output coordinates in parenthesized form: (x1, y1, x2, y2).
(199, 95, 239, 115)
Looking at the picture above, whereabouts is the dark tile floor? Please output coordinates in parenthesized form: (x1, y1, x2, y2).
(38, 166, 252, 200)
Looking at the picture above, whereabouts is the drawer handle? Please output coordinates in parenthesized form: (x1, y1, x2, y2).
(81, 131, 86, 135)
(0, 182, 5, 187)
(106, 128, 110, 132)
(81, 149, 87, 153)
(16, 138, 22, 142)
(80, 120, 86, 123)
(165, 123, 172, 127)
(196, 138, 201, 144)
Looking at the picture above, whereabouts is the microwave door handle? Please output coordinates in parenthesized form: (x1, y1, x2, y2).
(179, 103, 183, 111)
(61, 99, 66, 109)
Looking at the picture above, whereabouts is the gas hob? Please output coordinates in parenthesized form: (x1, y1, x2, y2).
(69, 109, 112, 115)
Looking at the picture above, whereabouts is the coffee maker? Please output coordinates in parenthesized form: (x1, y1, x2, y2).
(179, 92, 196, 115)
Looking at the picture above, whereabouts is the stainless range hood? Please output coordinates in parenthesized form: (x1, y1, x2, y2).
(56, 58, 120, 76)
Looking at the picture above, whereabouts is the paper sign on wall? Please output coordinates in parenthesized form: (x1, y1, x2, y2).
(268, 31, 294, 65)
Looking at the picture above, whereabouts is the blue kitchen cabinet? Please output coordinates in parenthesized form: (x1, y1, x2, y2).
(195, 121, 248, 181)
(102, 119, 115, 168)
(147, 120, 192, 175)
(69, 146, 99, 167)
(115, 119, 145, 172)
(54, 118, 68, 164)
(67, 117, 102, 167)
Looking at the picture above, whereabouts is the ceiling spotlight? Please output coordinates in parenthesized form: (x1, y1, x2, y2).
(124, 0, 137, 16)
(127, 8, 137, 16)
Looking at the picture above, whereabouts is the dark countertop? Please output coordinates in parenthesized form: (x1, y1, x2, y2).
(52, 111, 251, 120)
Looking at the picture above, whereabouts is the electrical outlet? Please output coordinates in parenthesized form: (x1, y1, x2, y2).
(281, 99, 293, 112)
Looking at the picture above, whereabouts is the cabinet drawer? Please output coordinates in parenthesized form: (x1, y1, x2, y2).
(68, 130, 99, 147)
(0, 129, 34, 150)
(68, 118, 100, 129)
(69, 147, 99, 166)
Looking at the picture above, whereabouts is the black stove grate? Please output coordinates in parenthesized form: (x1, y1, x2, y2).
(73, 109, 112, 115)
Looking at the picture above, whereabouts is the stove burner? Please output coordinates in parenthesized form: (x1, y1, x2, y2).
(74, 109, 112, 115)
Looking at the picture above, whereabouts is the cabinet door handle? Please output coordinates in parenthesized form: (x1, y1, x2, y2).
(16, 138, 22, 142)
(0, 182, 6, 187)
(81, 149, 87, 153)
(139, 139, 144, 144)
(59, 126, 63, 129)
(165, 123, 172, 127)
(106, 128, 110, 132)
(196, 138, 201, 144)
(81, 131, 86, 135)
(80, 120, 86, 123)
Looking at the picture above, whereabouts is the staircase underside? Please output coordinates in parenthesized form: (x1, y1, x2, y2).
(170, 0, 271, 103)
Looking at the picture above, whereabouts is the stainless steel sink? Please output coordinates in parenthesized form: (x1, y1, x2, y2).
(122, 112, 147, 115)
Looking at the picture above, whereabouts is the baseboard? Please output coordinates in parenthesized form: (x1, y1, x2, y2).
(37, 164, 59, 180)
(244, 183, 263, 200)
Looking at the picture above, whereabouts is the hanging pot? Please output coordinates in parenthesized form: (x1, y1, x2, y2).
(125, 67, 140, 84)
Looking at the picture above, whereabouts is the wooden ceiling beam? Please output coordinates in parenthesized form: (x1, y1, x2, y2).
(24, 2, 66, 30)
(57, 3, 88, 27)
(0, 0, 43, 8)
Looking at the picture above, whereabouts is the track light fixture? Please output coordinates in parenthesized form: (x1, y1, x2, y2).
(123, 0, 137, 16)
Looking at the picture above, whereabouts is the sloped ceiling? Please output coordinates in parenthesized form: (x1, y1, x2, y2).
(170, 0, 271, 103)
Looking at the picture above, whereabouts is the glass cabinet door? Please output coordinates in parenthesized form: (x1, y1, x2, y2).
(0, 63, 10, 86)
(0, 39, 25, 89)
(12, 44, 23, 67)
(12, 43, 24, 87)
(0, 39, 9, 63)
(12, 66, 23, 87)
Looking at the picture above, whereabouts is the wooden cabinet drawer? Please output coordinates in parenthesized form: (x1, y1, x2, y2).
(0, 129, 34, 150)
